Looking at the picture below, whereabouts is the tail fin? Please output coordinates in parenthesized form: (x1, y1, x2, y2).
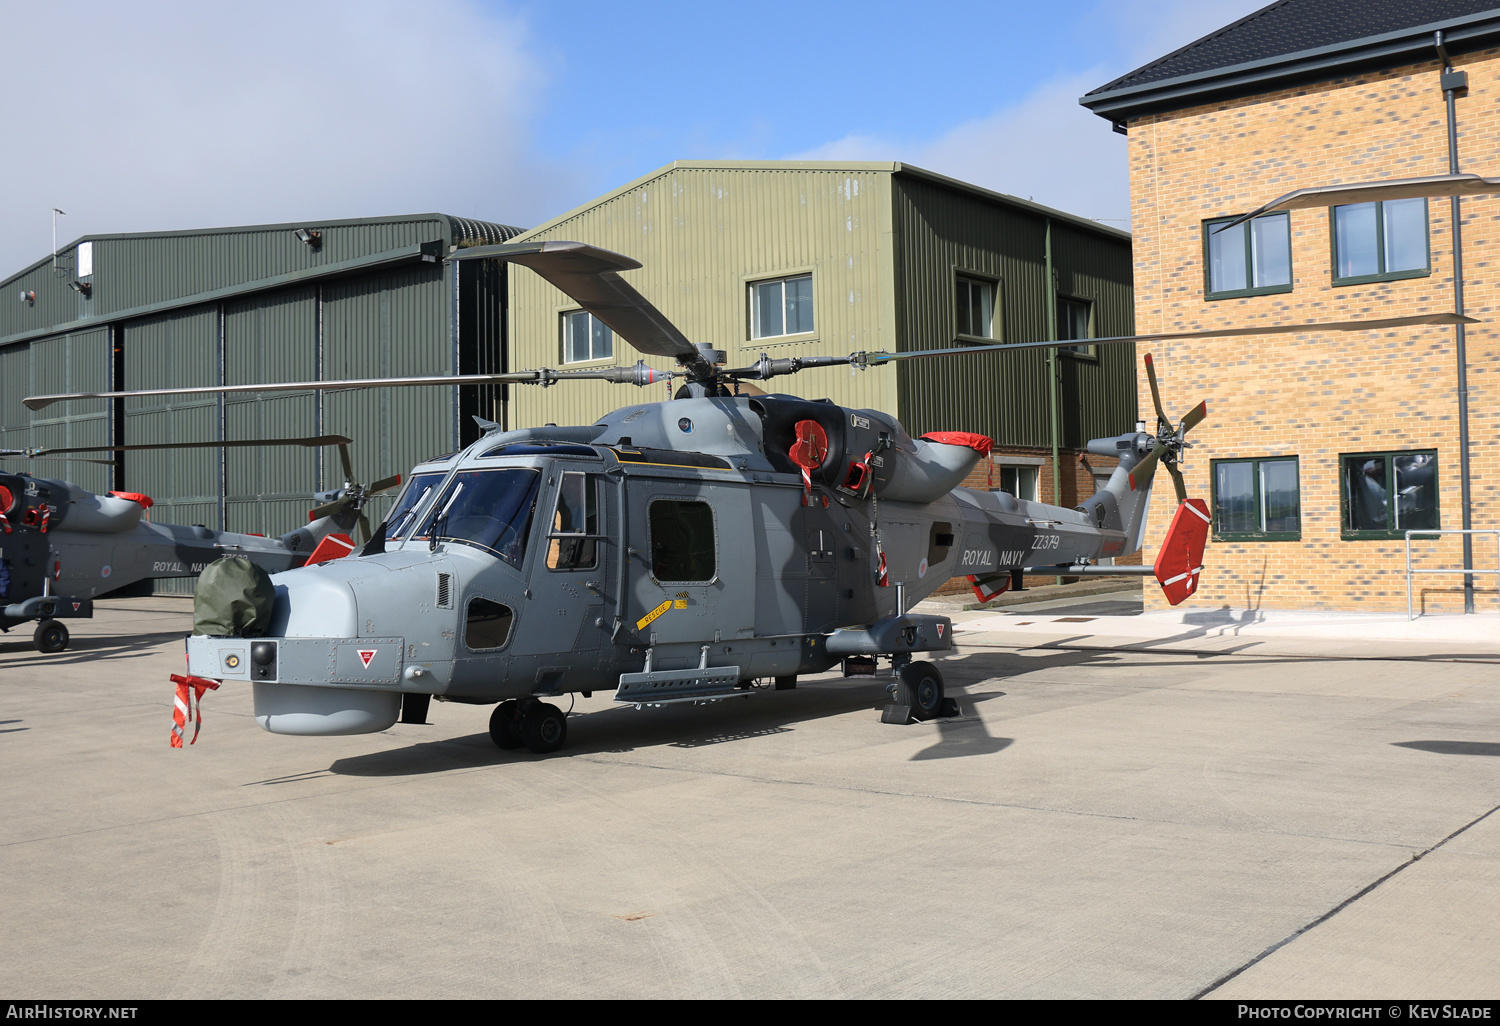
(1153, 499, 1210, 605)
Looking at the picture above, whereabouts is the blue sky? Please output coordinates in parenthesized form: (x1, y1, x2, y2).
(0, 0, 1266, 275)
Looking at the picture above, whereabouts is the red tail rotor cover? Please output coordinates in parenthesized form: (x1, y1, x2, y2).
(1153, 499, 1210, 606)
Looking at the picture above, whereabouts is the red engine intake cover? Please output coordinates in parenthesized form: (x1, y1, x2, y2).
(919, 431, 993, 456)
(1153, 499, 1210, 606)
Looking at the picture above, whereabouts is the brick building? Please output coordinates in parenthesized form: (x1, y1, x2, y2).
(1082, 0, 1500, 613)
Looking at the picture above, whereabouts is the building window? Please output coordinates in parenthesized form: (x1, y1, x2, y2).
(1341, 450, 1439, 539)
(1056, 296, 1096, 357)
(1212, 457, 1301, 540)
(956, 275, 995, 339)
(995, 465, 1039, 501)
(1203, 213, 1292, 299)
(1332, 199, 1429, 285)
(562, 310, 612, 363)
(750, 274, 813, 339)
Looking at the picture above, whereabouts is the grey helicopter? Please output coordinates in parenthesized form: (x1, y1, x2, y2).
(25, 241, 1472, 751)
(0, 437, 395, 651)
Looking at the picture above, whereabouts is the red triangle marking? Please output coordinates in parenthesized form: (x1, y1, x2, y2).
(357, 649, 376, 668)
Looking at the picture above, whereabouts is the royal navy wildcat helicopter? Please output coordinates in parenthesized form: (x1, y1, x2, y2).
(0, 437, 394, 651)
(25, 242, 1470, 751)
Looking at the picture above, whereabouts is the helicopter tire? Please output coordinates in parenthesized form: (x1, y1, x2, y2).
(34, 620, 69, 654)
(521, 703, 567, 755)
(901, 661, 945, 721)
(774, 675, 797, 691)
(489, 701, 524, 750)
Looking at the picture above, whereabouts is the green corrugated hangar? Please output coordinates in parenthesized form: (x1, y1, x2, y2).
(1, 214, 520, 590)
(507, 161, 1135, 510)
(0, 162, 1134, 593)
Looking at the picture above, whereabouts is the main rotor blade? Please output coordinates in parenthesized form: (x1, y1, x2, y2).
(0, 454, 115, 466)
(24, 367, 668, 411)
(1215, 174, 1500, 234)
(17, 434, 353, 456)
(1142, 353, 1170, 427)
(852, 313, 1476, 369)
(452, 241, 703, 367)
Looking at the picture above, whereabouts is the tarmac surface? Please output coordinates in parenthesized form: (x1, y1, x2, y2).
(1, 590, 1497, 999)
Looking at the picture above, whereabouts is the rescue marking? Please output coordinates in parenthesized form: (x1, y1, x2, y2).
(636, 599, 673, 631)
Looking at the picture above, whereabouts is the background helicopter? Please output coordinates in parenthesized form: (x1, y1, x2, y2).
(0, 436, 396, 651)
(25, 241, 1470, 749)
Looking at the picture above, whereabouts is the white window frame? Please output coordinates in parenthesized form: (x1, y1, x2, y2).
(956, 274, 996, 340)
(749, 274, 814, 340)
(562, 310, 613, 364)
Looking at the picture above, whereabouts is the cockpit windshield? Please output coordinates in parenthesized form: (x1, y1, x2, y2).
(415, 469, 541, 567)
(385, 472, 448, 541)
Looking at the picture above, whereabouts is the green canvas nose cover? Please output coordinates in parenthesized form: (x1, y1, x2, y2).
(193, 556, 275, 637)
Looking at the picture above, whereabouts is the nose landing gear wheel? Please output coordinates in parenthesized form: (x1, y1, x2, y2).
(34, 620, 69, 654)
(521, 702, 567, 755)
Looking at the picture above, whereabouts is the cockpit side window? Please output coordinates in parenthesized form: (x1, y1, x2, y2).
(418, 469, 541, 567)
(547, 472, 599, 570)
(648, 499, 716, 582)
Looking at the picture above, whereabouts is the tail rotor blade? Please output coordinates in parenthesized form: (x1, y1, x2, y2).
(1129, 443, 1167, 491)
(1143, 353, 1170, 427)
(1179, 400, 1208, 434)
(310, 497, 348, 520)
(1165, 462, 1188, 504)
(358, 512, 372, 545)
(369, 474, 401, 495)
(337, 443, 356, 486)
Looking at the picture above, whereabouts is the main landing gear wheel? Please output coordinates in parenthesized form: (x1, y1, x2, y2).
(521, 703, 567, 755)
(489, 700, 523, 750)
(33, 620, 68, 654)
(902, 661, 945, 720)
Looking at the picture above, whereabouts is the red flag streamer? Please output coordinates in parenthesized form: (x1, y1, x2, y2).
(169, 674, 220, 747)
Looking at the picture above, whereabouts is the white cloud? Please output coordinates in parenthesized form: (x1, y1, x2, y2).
(792, 0, 1269, 228)
(0, 0, 576, 276)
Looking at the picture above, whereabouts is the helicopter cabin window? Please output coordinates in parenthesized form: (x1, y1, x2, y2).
(547, 472, 599, 570)
(416, 469, 541, 567)
(1203, 212, 1292, 299)
(385, 472, 448, 541)
(749, 274, 814, 339)
(464, 598, 515, 650)
(648, 499, 716, 582)
(1056, 296, 1096, 357)
(994, 463, 1039, 502)
(562, 310, 613, 363)
(1332, 199, 1430, 285)
(1341, 450, 1438, 540)
(955, 276, 995, 340)
(1212, 457, 1300, 541)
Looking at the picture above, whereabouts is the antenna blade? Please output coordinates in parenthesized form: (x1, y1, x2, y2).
(461, 241, 702, 365)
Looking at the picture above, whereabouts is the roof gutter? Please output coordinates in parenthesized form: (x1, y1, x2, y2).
(1081, 10, 1500, 123)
